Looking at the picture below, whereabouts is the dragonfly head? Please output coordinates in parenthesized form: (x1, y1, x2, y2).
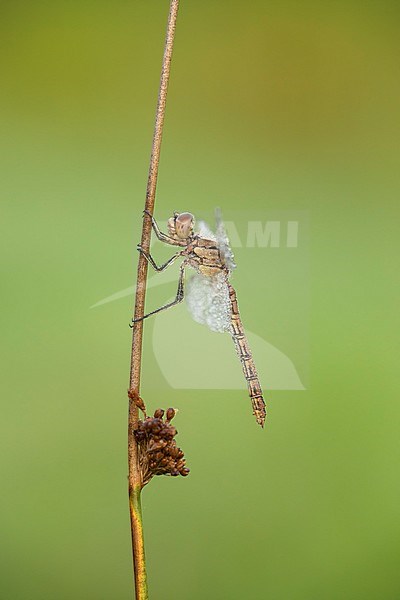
(167, 212, 195, 240)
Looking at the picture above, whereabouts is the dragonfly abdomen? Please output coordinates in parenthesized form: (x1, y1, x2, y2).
(228, 283, 267, 427)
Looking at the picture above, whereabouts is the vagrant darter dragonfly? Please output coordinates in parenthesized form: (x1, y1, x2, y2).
(132, 209, 267, 427)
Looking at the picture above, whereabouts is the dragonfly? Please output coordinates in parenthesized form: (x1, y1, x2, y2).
(132, 209, 266, 427)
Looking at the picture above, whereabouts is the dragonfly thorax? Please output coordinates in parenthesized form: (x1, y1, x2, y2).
(167, 212, 195, 240)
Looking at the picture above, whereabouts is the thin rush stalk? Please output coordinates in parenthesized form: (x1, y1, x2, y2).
(128, 2, 180, 599)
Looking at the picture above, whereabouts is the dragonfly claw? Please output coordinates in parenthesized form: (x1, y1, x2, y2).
(130, 317, 143, 325)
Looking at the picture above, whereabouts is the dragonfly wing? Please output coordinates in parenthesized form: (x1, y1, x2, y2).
(197, 219, 217, 242)
(186, 272, 231, 333)
(215, 208, 236, 272)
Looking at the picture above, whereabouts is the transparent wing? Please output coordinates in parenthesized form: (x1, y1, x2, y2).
(186, 272, 231, 333)
(215, 208, 236, 272)
(197, 219, 217, 242)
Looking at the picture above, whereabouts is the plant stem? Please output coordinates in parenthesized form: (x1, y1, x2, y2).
(129, 485, 147, 599)
(128, 1, 180, 599)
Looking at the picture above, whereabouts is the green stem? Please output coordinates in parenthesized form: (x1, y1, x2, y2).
(129, 486, 148, 600)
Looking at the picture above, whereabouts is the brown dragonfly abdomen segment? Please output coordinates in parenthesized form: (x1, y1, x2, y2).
(228, 283, 266, 427)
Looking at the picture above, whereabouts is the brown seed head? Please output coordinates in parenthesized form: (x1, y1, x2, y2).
(166, 408, 176, 422)
(134, 407, 190, 486)
(127, 389, 146, 415)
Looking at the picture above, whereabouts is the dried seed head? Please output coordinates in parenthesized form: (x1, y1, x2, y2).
(128, 389, 147, 415)
(134, 407, 190, 486)
(165, 408, 176, 422)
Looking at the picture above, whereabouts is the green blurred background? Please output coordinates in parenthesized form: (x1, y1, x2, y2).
(1, 1, 399, 598)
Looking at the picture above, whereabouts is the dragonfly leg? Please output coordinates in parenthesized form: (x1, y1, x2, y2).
(130, 262, 187, 324)
(137, 245, 182, 272)
(143, 209, 182, 247)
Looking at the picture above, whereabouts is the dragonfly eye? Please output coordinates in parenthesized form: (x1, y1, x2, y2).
(174, 212, 194, 239)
